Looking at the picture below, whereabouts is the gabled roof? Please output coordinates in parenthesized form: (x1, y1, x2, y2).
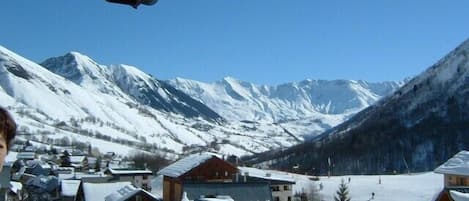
(238, 167, 296, 184)
(25, 175, 59, 192)
(26, 160, 51, 170)
(82, 181, 131, 201)
(104, 184, 161, 201)
(157, 152, 220, 177)
(435, 151, 469, 176)
(10, 181, 22, 194)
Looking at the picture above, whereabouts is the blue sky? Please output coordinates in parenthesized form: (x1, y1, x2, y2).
(1, 1, 469, 85)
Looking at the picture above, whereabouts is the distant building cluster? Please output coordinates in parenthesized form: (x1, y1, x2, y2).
(2, 143, 158, 201)
(1, 143, 299, 201)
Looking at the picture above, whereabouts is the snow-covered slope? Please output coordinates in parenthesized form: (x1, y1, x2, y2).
(41, 54, 223, 121)
(168, 77, 402, 137)
(0, 46, 299, 157)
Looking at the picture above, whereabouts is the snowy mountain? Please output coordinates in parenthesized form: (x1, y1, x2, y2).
(249, 38, 469, 174)
(0, 46, 300, 157)
(41, 53, 223, 122)
(168, 77, 402, 137)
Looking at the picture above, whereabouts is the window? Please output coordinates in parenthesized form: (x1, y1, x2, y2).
(143, 175, 148, 179)
(284, 185, 290, 190)
(273, 196, 280, 201)
(271, 186, 280, 191)
(288, 196, 292, 201)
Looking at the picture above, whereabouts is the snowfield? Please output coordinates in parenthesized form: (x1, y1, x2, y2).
(151, 171, 443, 201)
(306, 172, 442, 201)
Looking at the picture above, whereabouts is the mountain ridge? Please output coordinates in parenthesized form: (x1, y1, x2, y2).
(168, 76, 403, 137)
(0, 44, 400, 158)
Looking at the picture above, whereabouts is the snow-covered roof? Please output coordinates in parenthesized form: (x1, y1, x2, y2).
(435, 151, 469, 176)
(158, 152, 220, 177)
(106, 168, 152, 175)
(70, 156, 86, 163)
(26, 160, 51, 169)
(238, 167, 295, 183)
(83, 182, 132, 201)
(61, 180, 81, 197)
(17, 152, 35, 160)
(104, 184, 160, 201)
(25, 175, 59, 192)
(10, 181, 22, 194)
(450, 190, 469, 201)
(5, 152, 18, 163)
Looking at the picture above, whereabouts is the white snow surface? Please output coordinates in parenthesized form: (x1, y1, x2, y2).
(82, 181, 132, 201)
(105, 184, 161, 201)
(450, 190, 469, 201)
(107, 168, 152, 175)
(61, 180, 81, 197)
(157, 152, 219, 177)
(10, 181, 22, 194)
(238, 167, 295, 183)
(316, 172, 442, 201)
(434, 151, 469, 176)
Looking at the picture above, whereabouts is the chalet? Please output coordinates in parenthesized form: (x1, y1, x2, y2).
(87, 157, 98, 170)
(434, 151, 469, 201)
(158, 152, 271, 201)
(158, 153, 238, 201)
(239, 167, 296, 201)
(70, 156, 89, 172)
(104, 168, 153, 191)
(24, 160, 52, 176)
(104, 184, 162, 201)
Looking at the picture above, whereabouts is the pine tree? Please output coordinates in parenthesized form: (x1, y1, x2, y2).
(95, 157, 102, 171)
(60, 150, 72, 167)
(334, 178, 351, 201)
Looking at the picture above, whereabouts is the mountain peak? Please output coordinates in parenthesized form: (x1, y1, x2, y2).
(41, 52, 108, 85)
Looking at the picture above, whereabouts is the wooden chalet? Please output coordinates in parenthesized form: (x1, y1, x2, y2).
(157, 153, 238, 201)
